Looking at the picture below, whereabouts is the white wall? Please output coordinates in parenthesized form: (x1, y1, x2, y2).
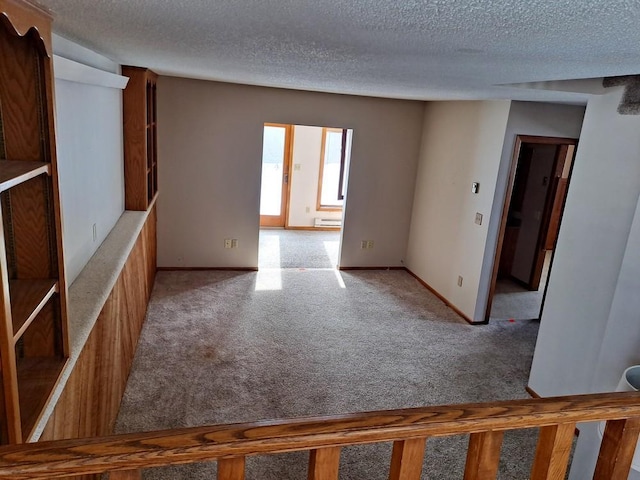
(157, 77, 424, 268)
(523, 88, 640, 480)
(405, 101, 511, 320)
(287, 125, 342, 227)
(476, 101, 585, 319)
(53, 35, 125, 283)
(567, 192, 640, 480)
(528, 88, 640, 397)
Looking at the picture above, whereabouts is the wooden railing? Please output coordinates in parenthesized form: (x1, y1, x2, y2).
(0, 392, 638, 479)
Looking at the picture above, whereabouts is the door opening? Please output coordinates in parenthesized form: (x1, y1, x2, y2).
(485, 135, 577, 322)
(258, 124, 353, 270)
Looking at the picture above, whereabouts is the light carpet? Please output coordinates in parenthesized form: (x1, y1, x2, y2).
(115, 269, 542, 479)
(258, 229, 340, 269)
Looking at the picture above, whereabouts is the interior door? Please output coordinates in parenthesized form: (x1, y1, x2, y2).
(260, 124, 291, 227)
(529, 143, 576, 289)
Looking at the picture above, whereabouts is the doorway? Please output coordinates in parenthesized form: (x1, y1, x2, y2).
(258, 124, 353, 269)
(486, 135, 577, 322)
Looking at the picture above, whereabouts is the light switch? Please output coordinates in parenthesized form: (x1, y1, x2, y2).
(472, 182, 480, 194)
(475, 213, 483, 225)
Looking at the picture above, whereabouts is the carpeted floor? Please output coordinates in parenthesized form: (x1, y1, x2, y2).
(115, 269, 542, 479)
(490, 251, 552, 321)
(258, 229, 340, 269)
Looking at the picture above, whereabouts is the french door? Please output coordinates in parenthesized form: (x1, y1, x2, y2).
(259, 123, 292, 227)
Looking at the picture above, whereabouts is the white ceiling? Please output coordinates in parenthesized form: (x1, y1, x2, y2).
(36, 0, 640, 103)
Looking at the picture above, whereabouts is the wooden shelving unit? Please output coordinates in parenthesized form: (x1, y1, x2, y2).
(10, 279, 57, 340)
(0, 0, 69, 444)
(122, 66, 158, 211)
(0, 161, 50, 192)
(17, 356, 66, 437)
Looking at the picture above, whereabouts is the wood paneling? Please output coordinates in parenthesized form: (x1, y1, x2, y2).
(40, 206, 156, 442)
(0, 22, 42, 162)
(7, 177, 53, 279)
(20, 296, 59, 357)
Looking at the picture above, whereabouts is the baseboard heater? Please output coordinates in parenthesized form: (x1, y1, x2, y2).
(314, 218, 342, 227)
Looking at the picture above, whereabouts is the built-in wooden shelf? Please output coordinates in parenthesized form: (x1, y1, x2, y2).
(0, 160, 50, 192)
(123, 66, 158, 211)
(0, 0, 69, 444)
(17, 356, 67, 441)
(10, 279, 57, 341)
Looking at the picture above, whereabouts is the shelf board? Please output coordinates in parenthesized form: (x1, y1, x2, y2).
(10, 279, 58, 342)
(17, 356, 67, 441)
(0, 160, 50, 192)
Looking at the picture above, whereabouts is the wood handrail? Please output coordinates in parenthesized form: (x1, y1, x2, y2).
(0, 392, 638, 479)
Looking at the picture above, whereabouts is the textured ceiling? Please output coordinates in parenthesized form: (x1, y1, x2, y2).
(35, 0, 640, 102)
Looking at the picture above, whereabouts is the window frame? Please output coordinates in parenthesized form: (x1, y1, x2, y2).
(316, 127, 346, 212)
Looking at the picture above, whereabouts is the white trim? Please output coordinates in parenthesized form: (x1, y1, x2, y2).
(54, 55, 129, 90)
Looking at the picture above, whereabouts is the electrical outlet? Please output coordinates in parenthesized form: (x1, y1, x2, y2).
(231, 239, 238, 248)
(367, 240, 374, 249)
(305, 206, 310, 213)
(224, 239, 232, 249)
(294, 164, 301, 171)
(475, 213, 483, 225)
(457, 276, 463, 287)
(92, 223, 97, 242)
(361, 240, 368, 249)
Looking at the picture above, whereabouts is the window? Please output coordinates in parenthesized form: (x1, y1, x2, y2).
(317, 127, 347, 211)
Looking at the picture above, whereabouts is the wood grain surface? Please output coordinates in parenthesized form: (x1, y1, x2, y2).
(39, 207, 156, 445)
(388, 438, 427, 480)
(530, 423, 575, 480)
(9, 278, 56, 339)
(0, 391, 638, 478)
(0, 160, 48, 193)
(122, 67, 157, 211)
(0, 0, 52, 55)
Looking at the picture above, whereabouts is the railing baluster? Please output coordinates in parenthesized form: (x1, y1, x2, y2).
(388, 438, 427, 480)
(218, 456, 246, 480)
(593, 417, 640, 480)
(463, 431, 504, 480)
(308, 446, 341, 480)
(530, 423, 575, 480)
(110, 470, 141, 479)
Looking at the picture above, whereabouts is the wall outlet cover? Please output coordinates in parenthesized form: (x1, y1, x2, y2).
(475, 213, 483, 225)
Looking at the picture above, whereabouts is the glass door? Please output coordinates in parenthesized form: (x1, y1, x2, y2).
(260, 124, 291, 227)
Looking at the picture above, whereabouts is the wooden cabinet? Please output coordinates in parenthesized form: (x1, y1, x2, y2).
(0, 0, 69, 443)
(122, 66, 158, 211)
